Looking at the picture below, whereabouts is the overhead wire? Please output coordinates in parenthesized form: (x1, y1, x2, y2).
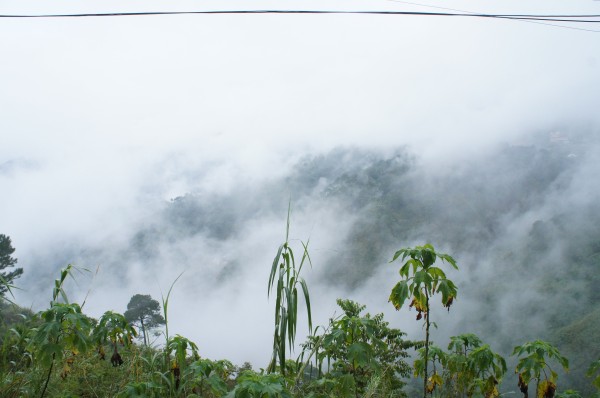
(1, 8, 599, 33)
(383, 0, 600, 33)
(0, 9, 598, 23)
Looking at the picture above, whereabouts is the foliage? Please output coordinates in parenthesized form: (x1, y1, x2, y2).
(226, 370, 291, 398)
(5, 221, 600, 397)
(587, 359, 600, 390)
(512, 340, 569, 398)
(555, 390, 583, 398)
(124, 294, 165, 346)
(301, 299, 413, 397)
(118, 380, 164, 398)
(32, 303, 93, 368)
(412, 335, 507, 397)
(0, 234, 23, 298)
(92, 310, 137, 367)
(28, 264, 95, 397)
(167, 334, 200, 390)
(389, 244, 458, 398)
(267, 204, 312, 375)
(188, 358, 235, 397)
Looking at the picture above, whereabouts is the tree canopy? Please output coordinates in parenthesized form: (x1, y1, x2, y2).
(0, 234, 23, 297)
(124, 294, 165, 346)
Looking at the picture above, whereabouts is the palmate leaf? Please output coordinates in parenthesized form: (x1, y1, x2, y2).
(391, 248, 410, 262)
(512, 339, 569, 386)
(389, 281, 409, 310)
(348, 342, 373, 367)
(427, 266, 447, 279)
(436, 279, 457, 308)
(448, 333, 483, 352)
(587, 359, 600, 389)
(413, 269, 433, 287)
(420, 246, 436, 267)
(438, 253, 458, 269)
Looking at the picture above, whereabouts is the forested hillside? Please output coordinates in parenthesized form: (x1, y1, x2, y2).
(3, 130, 600, 396)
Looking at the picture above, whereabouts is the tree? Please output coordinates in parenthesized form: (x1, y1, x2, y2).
(388, 243, 458, 398)
(124, 294, 165, 346)
(304, 299, 414, 397)
(0, 234, 23, 296)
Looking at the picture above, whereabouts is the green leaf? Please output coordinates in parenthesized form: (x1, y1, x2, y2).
(268, 244, 284, 297)
(389, 281, 409, 310)
(300, 278, 312, 332)
(348, 342, 373, 367)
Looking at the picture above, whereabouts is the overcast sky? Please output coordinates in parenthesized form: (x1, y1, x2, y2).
(1, 0, 599, 364)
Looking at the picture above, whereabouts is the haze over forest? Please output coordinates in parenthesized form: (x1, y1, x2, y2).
(1, 0, 599, 394)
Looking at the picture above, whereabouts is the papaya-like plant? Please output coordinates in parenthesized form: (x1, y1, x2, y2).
(188, 358, 234, 397)
(92, 311, 137, 367)
(267, 204, 312, 375)
(512, 339, 569, 398)
(388, 244, 458, 398)
(414, 344, 447, 395)
(31, 264, 93, 398)
(226, 370, 291, 398)
(463, 343, 506, 397)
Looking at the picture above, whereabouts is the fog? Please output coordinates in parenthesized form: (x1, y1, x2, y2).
(1, 0, 599, 389)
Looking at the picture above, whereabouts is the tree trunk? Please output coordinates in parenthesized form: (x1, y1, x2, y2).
(140, 317, 147, 346)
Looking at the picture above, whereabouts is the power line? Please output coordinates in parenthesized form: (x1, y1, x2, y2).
(0, 9, 599, 24)
(382, 0, 600, 33)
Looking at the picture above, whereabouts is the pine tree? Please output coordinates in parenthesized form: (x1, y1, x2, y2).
(0, 234, 23, 296)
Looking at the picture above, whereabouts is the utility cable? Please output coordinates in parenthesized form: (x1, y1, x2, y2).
(382, 0, 600, 33)
(0, 10, 599, 23)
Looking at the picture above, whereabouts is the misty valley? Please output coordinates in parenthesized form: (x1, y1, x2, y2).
(2, 131, 600, 397)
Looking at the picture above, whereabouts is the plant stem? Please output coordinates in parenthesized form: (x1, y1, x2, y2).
(40, 353, 55, 398)
(424, 289, 430, 398)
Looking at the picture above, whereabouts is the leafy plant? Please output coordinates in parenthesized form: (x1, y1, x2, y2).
(92, 311, 137, 367)
(463, 344, 506, 397)
(308, 299, 413, 397)
(388, 244, 458, 398)
(118, 380, 164, 397)
(587, 359, 600, 391)
(226, 370, 291, 398)
(267, 204, 313, 375)
(188, 358, 234, 397)
(512, 340, 569, 398)
(413, 344, 446, 395)
(30, 264, 93, 398)
(444, 334, 506, 397)
(166, 334, 199, 390)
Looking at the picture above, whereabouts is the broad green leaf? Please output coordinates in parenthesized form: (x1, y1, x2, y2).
(389, 281, 409, 310)
(348, 342, 373, 367)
